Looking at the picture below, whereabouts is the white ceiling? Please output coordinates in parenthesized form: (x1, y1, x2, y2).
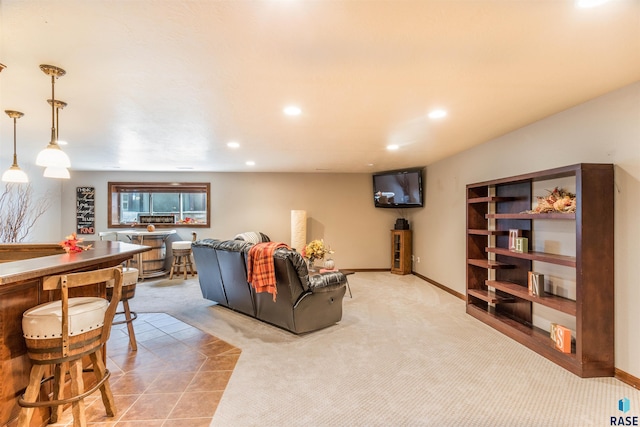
(0, 0, 638, 174)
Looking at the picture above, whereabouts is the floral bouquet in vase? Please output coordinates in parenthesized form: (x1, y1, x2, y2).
(301, 239, 334, 271)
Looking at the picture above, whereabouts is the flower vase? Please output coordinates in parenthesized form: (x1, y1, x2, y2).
(307, 259, 317, 273)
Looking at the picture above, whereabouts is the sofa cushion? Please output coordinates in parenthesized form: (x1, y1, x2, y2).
(273, 246, 310, 291)
(308, 271, 347, 293)
(233, 231, 270, 243)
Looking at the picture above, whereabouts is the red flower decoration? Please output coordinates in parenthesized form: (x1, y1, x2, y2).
(60, 232, 92, 253)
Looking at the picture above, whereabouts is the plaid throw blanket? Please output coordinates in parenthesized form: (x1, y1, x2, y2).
(247, 242, 289, 301)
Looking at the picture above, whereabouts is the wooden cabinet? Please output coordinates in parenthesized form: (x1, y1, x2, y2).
(391, 230, 412, 275)
(466, 163, 614, 378)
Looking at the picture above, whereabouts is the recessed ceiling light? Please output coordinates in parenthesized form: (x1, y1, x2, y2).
(387, 144, 399, 151)
(227, 141, 240, 148)
(283, 105, 302, 116)
(428, 109, 447, 119)
(575, 0, 610, 8)
(246, 160, 255, 166)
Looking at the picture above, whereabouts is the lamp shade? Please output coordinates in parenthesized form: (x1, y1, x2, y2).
(2, 165, 29, 183)
(43, 166, 70, 179)
(2, 110, 28, 183)
(291, 210, 307, 251)
(36, 143, 71, 168)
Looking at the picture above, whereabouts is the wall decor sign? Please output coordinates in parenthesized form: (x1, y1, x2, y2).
(76, 186, 95, 235)
(138, 215, 175, 224)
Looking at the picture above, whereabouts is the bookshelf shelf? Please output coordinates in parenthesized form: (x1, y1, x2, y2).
(485, 247, 576, 267)
(486, 280, 576, 315)
(467, 229, 509, 236)
(486, 212, 576, 220)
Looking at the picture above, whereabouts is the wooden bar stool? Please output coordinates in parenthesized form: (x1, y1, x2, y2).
(169, 240, 195, 280)
(107, 265, 139, 351)
(18, 267, 122, 427)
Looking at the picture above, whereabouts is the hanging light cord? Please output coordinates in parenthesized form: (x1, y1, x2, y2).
(50, 73, 57, 144)
(11, 116, 18, 166)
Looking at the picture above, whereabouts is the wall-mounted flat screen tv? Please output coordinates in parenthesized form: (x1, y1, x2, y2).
(373, 167, 424, 208)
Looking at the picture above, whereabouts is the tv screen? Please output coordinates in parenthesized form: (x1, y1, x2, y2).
(373, 168, 424, 208)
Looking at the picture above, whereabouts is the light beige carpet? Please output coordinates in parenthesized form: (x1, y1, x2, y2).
(133, 273, 639, 426)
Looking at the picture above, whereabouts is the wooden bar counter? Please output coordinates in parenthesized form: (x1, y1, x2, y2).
(0, 240, 150, 427)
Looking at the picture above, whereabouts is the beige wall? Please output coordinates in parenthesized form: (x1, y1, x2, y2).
(59, 171, 401, 269)
(413, 82, 640, 377)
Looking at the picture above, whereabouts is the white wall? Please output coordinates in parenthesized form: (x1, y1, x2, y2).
(413, 82, 640, 377)
(59, 172, 401, 269)
(0, 162, 62, 242)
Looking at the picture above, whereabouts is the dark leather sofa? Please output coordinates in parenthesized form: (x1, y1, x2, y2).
(192, 239, 348, 334)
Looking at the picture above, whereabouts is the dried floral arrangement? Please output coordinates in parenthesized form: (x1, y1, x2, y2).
(302, 239, 334, 261)
(526, 187, 576, 214)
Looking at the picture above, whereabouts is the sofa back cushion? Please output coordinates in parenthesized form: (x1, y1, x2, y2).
(191, 239, 228, 305)
(233, 231, 271, 243)
(273, 248, 310, 293)
(212, 240, 256, 316)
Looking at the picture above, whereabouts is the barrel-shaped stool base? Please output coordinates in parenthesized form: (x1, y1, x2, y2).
(107, 267, 138, 351)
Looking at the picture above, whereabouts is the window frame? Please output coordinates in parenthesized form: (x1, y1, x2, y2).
(107, 182, 210, 228)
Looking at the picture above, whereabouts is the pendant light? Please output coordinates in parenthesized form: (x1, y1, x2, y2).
(48, 99, 68, 145)
(2, 110, 29, 183)
(43, 99, 70, 178)
(36, 64, 71, 170)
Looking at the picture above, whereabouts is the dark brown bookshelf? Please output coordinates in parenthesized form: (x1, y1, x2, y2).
(465, 163, 614, 378)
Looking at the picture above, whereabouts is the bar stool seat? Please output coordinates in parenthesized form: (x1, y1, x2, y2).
(169, 241, 195, 280)
(18, 267, 122, 427)
(107, 266, 138, 351)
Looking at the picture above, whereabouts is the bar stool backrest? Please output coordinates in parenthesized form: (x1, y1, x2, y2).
(41, 267, 123, 356)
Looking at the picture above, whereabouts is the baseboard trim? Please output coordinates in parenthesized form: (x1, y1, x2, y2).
(615, 368, 640, 389)
(412, 271, 465, 300)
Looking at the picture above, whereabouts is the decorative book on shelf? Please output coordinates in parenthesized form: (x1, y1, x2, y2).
(552, 324, 572, 354)
(528, 272, 545, 297)
(508, 229, 521, 251)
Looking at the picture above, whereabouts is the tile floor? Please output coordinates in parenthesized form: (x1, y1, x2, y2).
(50, 312, 241, 426)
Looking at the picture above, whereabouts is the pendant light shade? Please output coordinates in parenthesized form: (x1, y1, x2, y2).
(2, 165, 29, 183)
(43, 167, 70, 179)
(36, 143, 71, 168)
(37, 64, 71, 170)
(2, 110, 29, 183)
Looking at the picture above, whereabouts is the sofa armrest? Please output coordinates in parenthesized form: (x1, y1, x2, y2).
(308, 271, 347, 293)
